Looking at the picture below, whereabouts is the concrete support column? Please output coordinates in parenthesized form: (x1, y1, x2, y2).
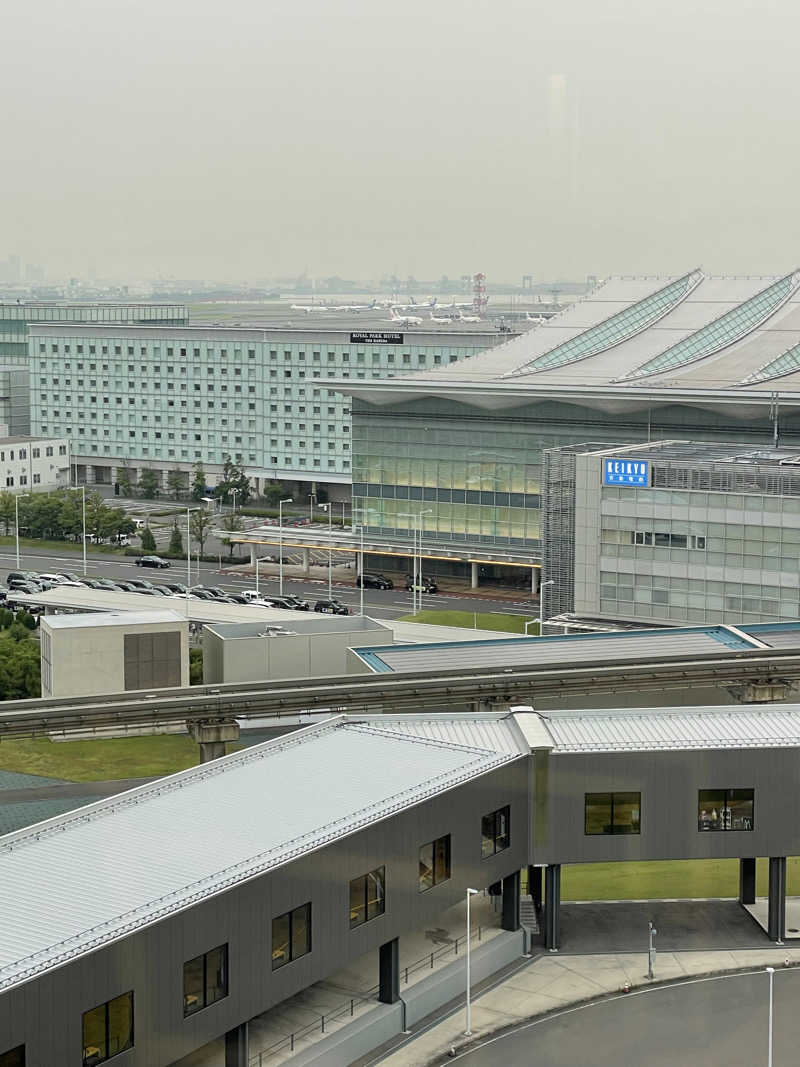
(768, 857, 786, 942)
(544, 864, 561, 951)
(378, 937, 400, 1004)
(224, 1022, 248, 1067)
(531, 568, 540, 595)
(470, 562, 479, 589)
(502, 870, 521, 931)
(528, 865, 543, 911)
(189, 719, 241, 764)
(739, 857, 756, 906)
(301, 547, 310, 576)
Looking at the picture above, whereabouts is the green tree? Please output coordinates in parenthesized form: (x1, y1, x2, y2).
(215, 456, 251, 506)
(262, 480, 288, 507)
(138, 468, 160, 499)
(118, 465, 134, 497)
(190, 508, 213, 558)
(140, 525, 157, 552)
(166, 468, 187, 500)
(189, 647, 203, 685)
(191, 462, 207, 501)
(0, 491, 15, 535)
(0, 630, 41, 698)
(168, 520, 184, 556)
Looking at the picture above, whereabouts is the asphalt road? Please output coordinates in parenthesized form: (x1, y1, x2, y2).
(0, 545, 536, 624)
(454, 968, 798, 1066)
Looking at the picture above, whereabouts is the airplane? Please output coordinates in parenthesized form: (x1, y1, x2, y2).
(387, 308, 423, 326)
(290, 304, 329, 313)
(526, 312, 547, 325)
(459, 311, 482, 324)
(429, 310, 453, 325)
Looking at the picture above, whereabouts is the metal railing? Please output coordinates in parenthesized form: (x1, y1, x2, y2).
(248, 924, 484, 1065)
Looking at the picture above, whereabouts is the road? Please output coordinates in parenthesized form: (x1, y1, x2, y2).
(0, 545, 537, 624)
(453, 968, 796, 1066)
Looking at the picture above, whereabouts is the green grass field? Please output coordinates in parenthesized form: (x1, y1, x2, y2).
(398, 609, 537, 635)
(0, 535, 125, 556)
(561, 858, 800, 899)
(0, 735, 213, 781)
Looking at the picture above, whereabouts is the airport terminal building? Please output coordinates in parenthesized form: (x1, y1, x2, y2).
(344, 270, 800, 576)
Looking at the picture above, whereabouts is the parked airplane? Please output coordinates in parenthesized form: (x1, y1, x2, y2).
(526, 313, 547, 324)
(459, 311, 482, 323)
(387, 308, 423, 326)
(429, 310, 453, 324)
(290, 304, 329, 313)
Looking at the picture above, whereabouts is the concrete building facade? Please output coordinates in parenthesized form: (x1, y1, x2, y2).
(0, 435, 70, 492)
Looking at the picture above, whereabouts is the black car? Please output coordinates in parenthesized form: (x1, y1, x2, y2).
(314, 598, 350, 615)
(190, 589, 217, 601)
(225, 593, 250, 605)
(160, 582, 189, 594)
(405, 575, 439, 594)
(135, 555, 170, 569)
(6, 571, 38, 585)
(277, 594, 310, 611)
(356, 573, 393, 590)
(58, 572, 82, 583)
(93, 579, 121, 591)
(78, 578, 105, 589)
(7, 580, 42, 595)
(135, 587, 166, 596)
(269, 596, 308, 611)
(115, 581, 142, 593)
(126, 578, 156, 591)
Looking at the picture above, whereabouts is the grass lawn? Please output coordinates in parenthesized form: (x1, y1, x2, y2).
(560, 858, 800, 900)
(0, 535, 125, 556)
(398, 609, 538, 635)
(0, 734, 218, 782)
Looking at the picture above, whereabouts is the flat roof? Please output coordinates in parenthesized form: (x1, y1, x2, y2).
(206, 616, 390, 639)
(0, 713, 524, 992)
(544, 705, 800, 753)
(351, 624, 769, 673)
(42, 610, 186, 630)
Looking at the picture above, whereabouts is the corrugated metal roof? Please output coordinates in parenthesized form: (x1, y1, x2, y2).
(545, 706, 800, 753)
(0, 715, 520, 993)
(354, 626, 756, 674)
(364, 714, 528, 756)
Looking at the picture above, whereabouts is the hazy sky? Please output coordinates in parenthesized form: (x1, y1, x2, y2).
(3, 0, 800, 282)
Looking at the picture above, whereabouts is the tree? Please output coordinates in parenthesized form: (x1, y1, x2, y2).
(166, 468, 187, 500)
(118, 465, 134, 497)
(138, 468, 160, 499)
(190, 509, 214, 558)
(140, 525, 157, 552)
(189, 647, 203, 685)
(0, 630, 41, 699)
(262, 481, 288, 507)
(191, 462, 207, 502)
(168, 520, 184, 556)
(215, 456, 251, 506)
(0, 491, 15, 535)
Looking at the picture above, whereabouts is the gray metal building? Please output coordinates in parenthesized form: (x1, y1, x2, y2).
(1, 705, 799, 1064)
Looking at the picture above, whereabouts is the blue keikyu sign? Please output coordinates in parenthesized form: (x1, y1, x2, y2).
(602, 458, 650, 487)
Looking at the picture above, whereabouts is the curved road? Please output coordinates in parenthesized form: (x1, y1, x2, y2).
(453, 968, 799, 1066)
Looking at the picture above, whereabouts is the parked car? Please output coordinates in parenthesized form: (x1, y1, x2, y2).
(36, 573, 70, 586)
(190, 589, 217, 601)
(160, 582, 189, 594)
(314, 598, 350, 615)
(270, 594, 310, 611)
(240, 590, 265, 602)
(135, 555, 170, 569)
(6, 571, 38, 585)
(405, 575, 439, 593)
(191, 586, 228, 599)
(126, 578, 156, 591)
(225, 593, 250, 605)
(58, 572, 82, 583)
(7, 581, 43, 595)
(135, 587, 166, 596)
(115, 581, 142, 593)
(78, 578, 105, 589)
(356, 573, 394, 590)
(93, 579, 121, 591)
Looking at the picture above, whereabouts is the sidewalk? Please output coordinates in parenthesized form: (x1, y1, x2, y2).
(377, 945, 800, 1065)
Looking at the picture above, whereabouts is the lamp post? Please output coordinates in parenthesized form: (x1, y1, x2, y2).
(464, 888, 479, 1036)
(358, 524, 365, 616)
(186, 507, 200, 611)
(398, 513, 417, 614)
(230, 487, 239, 515)
(279, 497, 293, 596)
(767, 966, 775, 1067)
(14, 493, 30, 570)
(67, 486, 87, 576)
(320, 503, 333, 600)
(417, 508, 433, 613)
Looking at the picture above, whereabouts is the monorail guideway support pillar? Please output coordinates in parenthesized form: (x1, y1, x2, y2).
(189, 718, 241, 763)
(225, 1022, 248, 1067)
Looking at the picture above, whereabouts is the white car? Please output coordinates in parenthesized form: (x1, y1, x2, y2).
(36, 573, 70, 585)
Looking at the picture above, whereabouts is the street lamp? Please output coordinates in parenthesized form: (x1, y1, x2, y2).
(14, 493, 30, 570)
(186, 507, 201, 609)
(398, 513, 418, 614)
(417, 508, 433, 613)
(67, 486, 87, 576)
(278, 497, 293, 596)
(230, 487, 239, 515)
(464, 888, 479, 1036)
(320, 502, 333, 600)
(767, 966, 775, 1067)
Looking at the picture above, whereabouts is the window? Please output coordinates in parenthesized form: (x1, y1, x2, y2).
(349, 866, 385, 928)
(183, 944, 228, 1016)
(82, 992, 133, 1064)
(698, 789, 754, 831)
(272, 902, 311, 969)
(481, 806, 510, 857)
(585, 792, 641, 835)
(419, 834, 451, 891)
(0, 1048, 24, 1067)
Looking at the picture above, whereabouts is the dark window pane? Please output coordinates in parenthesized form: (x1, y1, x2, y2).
(698, 789, 726, 831)
(272, 912, 290, 969)
(481, 813, 495, 858)
(495, 807, 510, 852)
(350, 874, 366, 928)
(728, 789, 754, 831)
(0, 1047, 25, 1067)
(585, 793, 612, 835)
(367, 867, 385, 920)
(434, 836, 450, 885)
(699, 789, 753, 831)
(205, 945, 228, 1006)
(419, 842, 434, 891)
(107, 993, 133, 1057)
(611, 793, 640, 835)
(82, 1005, 107, 1064)
(183, 954, 204, 1016)
(292, 903, 311, 959)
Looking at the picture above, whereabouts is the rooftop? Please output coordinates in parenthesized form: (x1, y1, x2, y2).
(0, 713, 524, 993)
(206, 616, 390, 639)
(42, 610, 186, 630)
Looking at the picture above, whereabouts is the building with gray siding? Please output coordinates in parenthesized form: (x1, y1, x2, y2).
(1, 705, 799, 1064)
(542, 440, 800, 628)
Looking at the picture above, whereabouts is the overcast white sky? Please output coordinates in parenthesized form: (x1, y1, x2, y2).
(2, 0, 800, 282)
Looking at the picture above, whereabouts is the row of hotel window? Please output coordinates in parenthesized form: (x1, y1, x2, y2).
(586, 790, 755, 834)
(17, 809, 510, 1066)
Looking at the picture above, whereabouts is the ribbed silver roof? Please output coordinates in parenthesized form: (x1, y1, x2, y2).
(545, 706, 800, 753)
(0, 715, 521, 993)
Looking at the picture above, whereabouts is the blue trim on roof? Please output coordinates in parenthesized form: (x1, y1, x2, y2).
(744, 623, 800, 635)
(352, 624, 754, 672)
